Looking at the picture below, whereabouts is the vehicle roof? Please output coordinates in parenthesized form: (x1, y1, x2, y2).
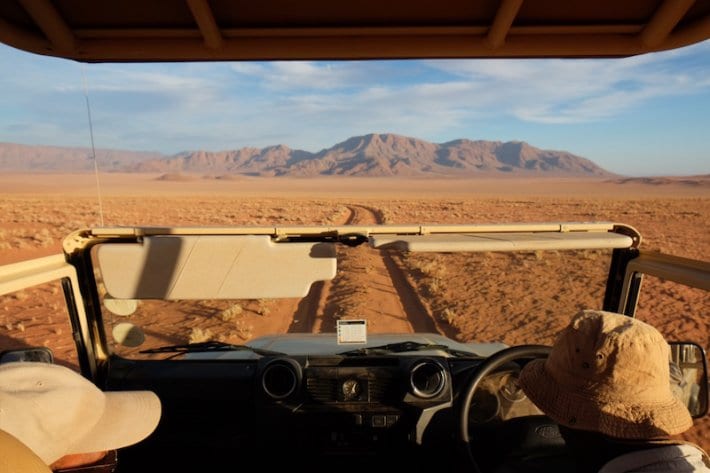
(1, 0, 708, 62)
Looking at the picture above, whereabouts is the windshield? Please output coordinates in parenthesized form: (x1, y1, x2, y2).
(94, 241, 612, 359)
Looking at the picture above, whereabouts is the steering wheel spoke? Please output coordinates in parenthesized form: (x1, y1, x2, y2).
(458, 345, 557, 473)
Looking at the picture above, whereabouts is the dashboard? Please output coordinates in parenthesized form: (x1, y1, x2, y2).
(106, 352, 544, 472)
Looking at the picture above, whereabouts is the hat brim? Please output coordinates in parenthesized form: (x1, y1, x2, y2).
(519, 358, 693, 439)
(64, 390, 161, 458)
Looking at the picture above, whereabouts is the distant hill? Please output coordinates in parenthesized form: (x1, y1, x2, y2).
(0, 134, 616, 177)
(0, 142, 161, 172)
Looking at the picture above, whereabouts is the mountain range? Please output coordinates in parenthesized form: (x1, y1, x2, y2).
(0, 133, 615, 177)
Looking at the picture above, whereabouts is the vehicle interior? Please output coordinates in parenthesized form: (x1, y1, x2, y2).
(0, 1, 708, 472)
(0, 0, 709, 61)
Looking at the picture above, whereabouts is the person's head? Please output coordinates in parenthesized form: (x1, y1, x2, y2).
(0, 361, 161, 468)
(519, 309, 693, 440)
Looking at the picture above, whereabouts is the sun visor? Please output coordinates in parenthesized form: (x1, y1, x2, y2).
(96, 235, 336, 299)
(370, 231, 634, 252)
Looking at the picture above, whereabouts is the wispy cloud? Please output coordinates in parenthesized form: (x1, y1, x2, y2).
(230, 61, 364, 90)
(421, 42, 710, 124)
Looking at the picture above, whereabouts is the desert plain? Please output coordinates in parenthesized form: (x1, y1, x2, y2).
(0, 173, 708, 451)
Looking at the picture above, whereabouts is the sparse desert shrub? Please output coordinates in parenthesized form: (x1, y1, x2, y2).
(440, 307, 457, 325)
(235, 320, 253, 340)
(11, 291, 28, 301)
(425, 278, 444, 297)
(32, 228, 54, 247)
(256, 299, 271, 316)
(188, 327, 213, 343)
(407, 256, 433, 274)
(219, 303, 243, 321)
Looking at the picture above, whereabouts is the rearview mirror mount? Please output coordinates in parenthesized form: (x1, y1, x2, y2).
(0, 347, 54, 364)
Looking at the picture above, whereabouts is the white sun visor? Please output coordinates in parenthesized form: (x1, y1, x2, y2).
(96, 235, 336, 300)
(370, 231, 634, 252)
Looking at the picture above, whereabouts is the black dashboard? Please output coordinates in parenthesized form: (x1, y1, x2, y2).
(105, 353, 543, 472)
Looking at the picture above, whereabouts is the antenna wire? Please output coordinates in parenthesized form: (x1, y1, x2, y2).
(81, 65, 105, 226)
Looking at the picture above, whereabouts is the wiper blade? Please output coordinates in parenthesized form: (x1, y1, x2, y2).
(338, 341, 471, 357)
(139, 341, 284, 357)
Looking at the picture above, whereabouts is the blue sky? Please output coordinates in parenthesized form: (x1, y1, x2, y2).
(1, 41, 708, 176)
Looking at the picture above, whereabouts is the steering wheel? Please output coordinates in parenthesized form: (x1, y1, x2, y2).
(458, 345, 554, 473)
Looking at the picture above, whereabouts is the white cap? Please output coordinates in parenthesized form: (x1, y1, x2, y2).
(0, 362, 161, 464)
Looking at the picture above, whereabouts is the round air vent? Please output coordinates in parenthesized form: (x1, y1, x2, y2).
(261, 359, 301, 400)
(410, 360, 446, 399)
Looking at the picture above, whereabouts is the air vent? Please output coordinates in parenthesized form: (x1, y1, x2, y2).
(306, 378, 339, 402)
(261, 359, 301, 400)
(410, 360, 446, 399)
(367, 373, 398, 402)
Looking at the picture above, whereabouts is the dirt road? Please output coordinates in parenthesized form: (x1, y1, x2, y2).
(286, 204, 443, 335)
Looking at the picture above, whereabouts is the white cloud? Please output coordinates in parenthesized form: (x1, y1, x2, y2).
(230, 61, 360, 90)
(420, 42, 710, 124)
(82, 70, 209, 93)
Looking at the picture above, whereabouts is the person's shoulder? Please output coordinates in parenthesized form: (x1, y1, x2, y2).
(681, 442, 710, 471)
(599, 442, 710, 473)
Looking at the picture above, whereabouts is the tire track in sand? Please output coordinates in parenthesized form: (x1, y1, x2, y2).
(301, 205, 441, 335)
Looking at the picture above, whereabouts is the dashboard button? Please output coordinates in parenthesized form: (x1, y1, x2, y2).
(371, 415, 386, 427)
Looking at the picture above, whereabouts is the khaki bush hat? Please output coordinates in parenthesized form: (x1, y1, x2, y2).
(519, 309, 693, 439)
(0, 429, 51, 473)
(0, 362, 161, 465)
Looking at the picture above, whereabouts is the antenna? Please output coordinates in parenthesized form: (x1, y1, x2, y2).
(81, 65, 105, 226)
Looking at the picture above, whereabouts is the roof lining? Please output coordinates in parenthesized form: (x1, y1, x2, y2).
(186, 0, 223, 49)
(2, 0, 709, 62)
(66, 29, 708, 62)
(640, 0, 696, 47)
(18, 0, 75, 53)
(487, 0, 524, 49)
(73, 25, 647, 40)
